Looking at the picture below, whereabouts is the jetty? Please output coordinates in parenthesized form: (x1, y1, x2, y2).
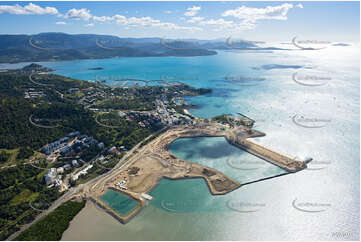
(229, 138, 306, 172)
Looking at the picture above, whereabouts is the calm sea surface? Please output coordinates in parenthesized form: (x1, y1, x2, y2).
(5, 47, 358, 240)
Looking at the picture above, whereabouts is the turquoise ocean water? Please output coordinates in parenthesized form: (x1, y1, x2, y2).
(4, 46, 358, 240)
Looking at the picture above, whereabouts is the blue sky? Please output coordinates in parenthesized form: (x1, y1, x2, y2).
(0, 1, 359, 42)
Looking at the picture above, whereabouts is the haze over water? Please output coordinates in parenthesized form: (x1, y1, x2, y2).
(20, 45, 358, 240)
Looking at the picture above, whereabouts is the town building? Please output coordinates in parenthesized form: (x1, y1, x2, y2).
(108, 146, 118, 154)
(56, 167, 64, 174)
(72, 160, 79, 167)
(44, 168, 57, 186)
(97, 142, 105, 150)
(63, 164, 71, 170)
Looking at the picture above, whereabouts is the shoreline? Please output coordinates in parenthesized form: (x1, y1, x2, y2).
(0, 51, 218, 65)
(79, 121, 308, 224)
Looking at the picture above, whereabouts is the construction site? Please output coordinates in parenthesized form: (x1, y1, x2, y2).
(72, 116, 310, 224)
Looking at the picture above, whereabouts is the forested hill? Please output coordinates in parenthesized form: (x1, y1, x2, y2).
(0, 64, 155, 160)
(0, 63, 209, 161)
(0, 32, 219, 63)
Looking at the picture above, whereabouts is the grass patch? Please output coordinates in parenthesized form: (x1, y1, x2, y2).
(10, 189, 39, 206)
(0, 148, 18, 167)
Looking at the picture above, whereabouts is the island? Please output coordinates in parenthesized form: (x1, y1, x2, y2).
(88, 67, 104, 70)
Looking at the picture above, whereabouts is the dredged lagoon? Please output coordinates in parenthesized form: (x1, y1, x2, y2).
(101, 189, 139, 217)
(169, 136, 287, 183)
(6, 47, 357, 240)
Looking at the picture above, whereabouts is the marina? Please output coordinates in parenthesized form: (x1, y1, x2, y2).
(78, 117, 309, 224)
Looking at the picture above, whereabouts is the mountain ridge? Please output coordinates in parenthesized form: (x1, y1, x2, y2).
(0, 32, 271, 63)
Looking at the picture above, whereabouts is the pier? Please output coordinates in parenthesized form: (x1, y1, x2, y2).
(141, 193, 153, 200)
(240, 172, 291, 186)
(228, 138, 307, 172)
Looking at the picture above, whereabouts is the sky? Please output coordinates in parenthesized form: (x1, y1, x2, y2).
(0, 1, 359, 42)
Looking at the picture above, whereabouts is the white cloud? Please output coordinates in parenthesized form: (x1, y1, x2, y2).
(93, 14, 201, 31)
(199, 18, 255, 32)
(187, 16, 204, 23)
(222, 3, 295, 22)
(55, 21, 66, 25)
(200, 18, 234, 26)
(184, 6, 201, 17)
(65, 8, 92, 21)
(164, 10, 172, 14)
(93, 15, 113, 22)
(188, 3, 302, 33)
(85, 23, 94, 27)
(119, 16, 159, 26)
(0, 3, 58, 15)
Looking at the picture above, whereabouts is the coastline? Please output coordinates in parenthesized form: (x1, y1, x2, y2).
(80, 121, 307, 225)
(0, 50, 218, 65)
(32, 43, 360, 241)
